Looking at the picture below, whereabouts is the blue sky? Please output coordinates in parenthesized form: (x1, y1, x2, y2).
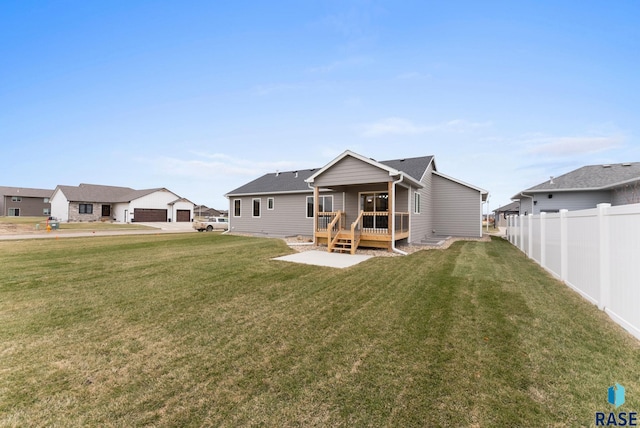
(2, 1, 639, 210)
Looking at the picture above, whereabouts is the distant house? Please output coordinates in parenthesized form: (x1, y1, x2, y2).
(493, 201, 519, 228)
(194, 205, 227, 218)
(50, 183, 194, 223)
(225, 150, 488, 253)
(0, 186, 53, 217)
(512, 162, 640, 215)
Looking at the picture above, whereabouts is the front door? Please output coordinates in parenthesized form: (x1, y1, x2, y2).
(360, 192, 389, 229)
(102, 205, 111, 217)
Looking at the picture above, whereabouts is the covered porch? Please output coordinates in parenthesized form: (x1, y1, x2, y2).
(311, 181, 412, 254)
(305, 150, 425, 254)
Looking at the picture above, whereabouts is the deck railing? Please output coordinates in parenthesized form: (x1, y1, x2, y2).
(327, 210, 344, 252)
(395, 212, 409, 233)
(317, 211, 342, 232)
(350, 211, 365, 254)
(317, 211, 409, 238)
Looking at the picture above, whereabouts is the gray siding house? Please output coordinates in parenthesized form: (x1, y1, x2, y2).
(512, 162, 640, 215)
(0, 186, 53, 217)
(226, 150, 488, 253)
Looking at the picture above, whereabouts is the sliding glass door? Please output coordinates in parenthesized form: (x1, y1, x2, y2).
(360, 192, 389, 229)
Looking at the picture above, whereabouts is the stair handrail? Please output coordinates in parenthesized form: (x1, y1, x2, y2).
(350, 210, 365, 255)
(327, 210, 343, 252)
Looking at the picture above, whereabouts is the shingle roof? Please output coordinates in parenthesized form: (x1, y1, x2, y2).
(494, 201, 519, 212)
(0, 186, 54, 198)
(57, 183, 163, 203)
(379, 156, 434, 182)
(226, 169, 318, 195)
(225, 155, 434, 196)
(523, 162, 640, 192)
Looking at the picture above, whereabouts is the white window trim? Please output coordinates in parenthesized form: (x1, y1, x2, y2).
(414, 192, 421, 214)
(252, 198, 261, 218)
(267, 197, 274, 210)
(233, 199, 241, 217)
(306, 196, 313, 218)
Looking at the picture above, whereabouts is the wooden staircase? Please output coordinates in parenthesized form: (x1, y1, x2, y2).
(325, 210, 363, 255)
(330, 232, 354, 253)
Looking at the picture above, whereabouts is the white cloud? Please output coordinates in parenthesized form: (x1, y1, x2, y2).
(525, 135, 624, 156)
(360, 117, 491, 137)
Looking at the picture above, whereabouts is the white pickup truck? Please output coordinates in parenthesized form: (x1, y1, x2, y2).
(193, 217, 229, 232)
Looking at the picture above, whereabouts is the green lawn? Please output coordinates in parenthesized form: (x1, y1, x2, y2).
(0, 234, 638, 426)
(0, 216, 154, 231)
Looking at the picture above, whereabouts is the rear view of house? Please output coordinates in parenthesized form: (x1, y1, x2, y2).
(226, 150, 488, 252)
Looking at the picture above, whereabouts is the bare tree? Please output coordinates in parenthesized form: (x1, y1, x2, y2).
(614, 180, 640, 204)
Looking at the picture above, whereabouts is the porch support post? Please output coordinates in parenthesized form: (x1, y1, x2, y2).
(313, 185, 319, 240)
(388, 180, 393, 251)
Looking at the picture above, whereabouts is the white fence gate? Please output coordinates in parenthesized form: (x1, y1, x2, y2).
(507, 203, 640, 341)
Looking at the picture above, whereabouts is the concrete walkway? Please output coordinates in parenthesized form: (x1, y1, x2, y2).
(273, 250, 372, 268)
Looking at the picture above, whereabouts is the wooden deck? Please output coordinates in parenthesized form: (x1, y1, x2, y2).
(315, 211, 409, 254)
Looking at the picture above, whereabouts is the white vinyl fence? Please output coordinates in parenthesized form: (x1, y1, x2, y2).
(507, 203, 640, 340)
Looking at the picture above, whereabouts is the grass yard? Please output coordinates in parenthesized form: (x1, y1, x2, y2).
(0, 234, 638, 426)
(0, 216, 154, 233)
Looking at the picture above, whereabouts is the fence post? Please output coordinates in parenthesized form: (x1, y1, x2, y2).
(519, 214, 524, 252)
(528, 213, 533, 258)
(540, 212, 546, 267)
(560, 209, 568, 282)
(598, 203, 611, 310)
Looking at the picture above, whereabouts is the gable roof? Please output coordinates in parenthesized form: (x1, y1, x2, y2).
(305, 150, 431, 187)
(515, 162, 640, 197)
(0, 186, 54, 198)
(225, 151, 435, 196)
(494, 201, 520, 213)
(379, 156, 435, 182)
(55, 183, 165, 203)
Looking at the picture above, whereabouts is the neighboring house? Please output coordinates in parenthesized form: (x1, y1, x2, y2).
(0, 186, 53, 217)
(225, 150, 488, 253)
(194, 205, 227, 218)
(512, 162, 640, 215)
(493, 201, 519, 228)
(50, 183, 194, 223)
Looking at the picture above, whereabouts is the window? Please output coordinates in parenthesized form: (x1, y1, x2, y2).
(267, 197, 274, 210)
(306, 195, 333, 218)
(8, 208, 19, 216)
(79, 204, 93, 214)
(43, 197, 50, 203)
(233, 199, 241, 217)
(414, 192, 421, 214)
(252, 198, 261, 217)
(11, 196, 21, 202)
(43, 208, 50, 216)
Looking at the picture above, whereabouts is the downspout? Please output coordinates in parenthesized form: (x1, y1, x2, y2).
(518, 192, 534, 215)
(391, 174, 408, 255)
